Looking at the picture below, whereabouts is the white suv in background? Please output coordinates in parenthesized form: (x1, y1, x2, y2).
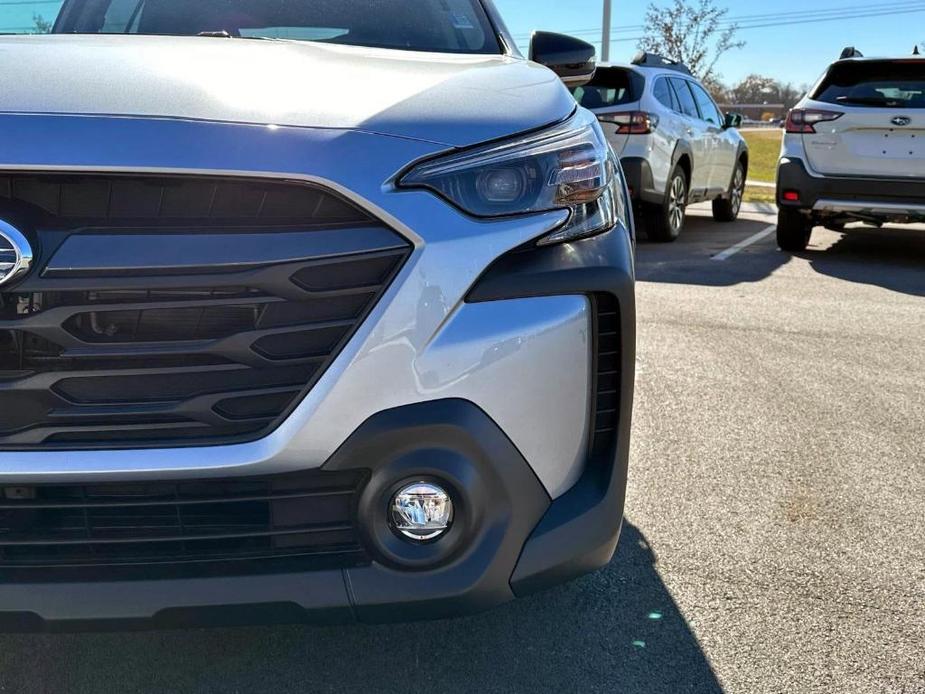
(776, 48, 925, 251)
(574, 53, 748, 242)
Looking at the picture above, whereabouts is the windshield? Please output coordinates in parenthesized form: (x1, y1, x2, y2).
(3, 0, 501, 54)
(813, 60, 925, 109)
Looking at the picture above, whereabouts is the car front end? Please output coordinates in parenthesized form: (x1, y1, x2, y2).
(0, 34, 635, 629)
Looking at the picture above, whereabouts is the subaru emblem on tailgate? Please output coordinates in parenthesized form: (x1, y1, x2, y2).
(0, 219, 34, 288)
(891, 116, 912, 127)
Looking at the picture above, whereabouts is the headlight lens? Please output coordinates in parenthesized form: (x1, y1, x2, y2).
(400, 109, 628, 246)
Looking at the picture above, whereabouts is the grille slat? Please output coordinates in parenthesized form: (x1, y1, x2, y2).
(1, 174, 369, 226)
(57, 319, 355, 355)
(0, 522, 355, 547)
(0, 487, 354, 510)
(0, 469, 369, 576)
(0, 173, 410, 449)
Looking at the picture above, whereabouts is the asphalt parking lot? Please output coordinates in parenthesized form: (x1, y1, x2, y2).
(0, 207, 922, 694)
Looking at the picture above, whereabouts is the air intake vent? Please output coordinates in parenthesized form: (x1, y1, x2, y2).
(590, 294, 621, 459)
(0, 469, 370, 579)
(0, 173, 410, 449)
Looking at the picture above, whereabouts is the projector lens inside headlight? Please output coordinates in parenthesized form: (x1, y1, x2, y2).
(400, 109, 629, 245)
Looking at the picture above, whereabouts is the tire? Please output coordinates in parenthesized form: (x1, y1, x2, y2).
(777, 207, 812, 252)
(712, 161, 745, 222)
(646, 167, 688, 242)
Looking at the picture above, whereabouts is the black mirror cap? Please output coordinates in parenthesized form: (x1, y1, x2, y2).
(529, 31, 597, 88)
(724, 112, 744, 130)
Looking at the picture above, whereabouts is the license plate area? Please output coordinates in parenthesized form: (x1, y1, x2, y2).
(852, 130, 925, 159)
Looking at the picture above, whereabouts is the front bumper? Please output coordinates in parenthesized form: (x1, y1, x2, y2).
(777, 157, 925, 221)
(0, 114, 635, 629)
(0, 225, 635, 630)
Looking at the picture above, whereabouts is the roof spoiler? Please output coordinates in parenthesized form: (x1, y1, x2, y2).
(631, 51, 692, 75)
(839, 46, 864, 60)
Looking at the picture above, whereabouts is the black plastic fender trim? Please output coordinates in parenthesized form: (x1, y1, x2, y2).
(323, 399, 551, 623)
(466, 228, 636, 597)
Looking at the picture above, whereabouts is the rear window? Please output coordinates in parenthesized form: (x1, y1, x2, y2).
(572, 68, 644, 109)
(813, 61, 925, 109)
(58, 0, 500, 54)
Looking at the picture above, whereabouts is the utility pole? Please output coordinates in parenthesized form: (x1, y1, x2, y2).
(601, 0, 612, 62)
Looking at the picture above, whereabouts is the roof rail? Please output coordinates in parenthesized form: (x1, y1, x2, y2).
(839, 46, 864, 60)
(631, 51, 692, 75)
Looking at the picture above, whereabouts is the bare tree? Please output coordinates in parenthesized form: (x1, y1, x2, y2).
(638, 0, 744, 84)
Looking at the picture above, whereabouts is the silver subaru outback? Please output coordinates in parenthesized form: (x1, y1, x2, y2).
(0, 0, 635, 628)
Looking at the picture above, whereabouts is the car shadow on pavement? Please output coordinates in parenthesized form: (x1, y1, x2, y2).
(0, 523, 723, 694)
(804, 225, 925, 297)
(635, 214, 790, 287)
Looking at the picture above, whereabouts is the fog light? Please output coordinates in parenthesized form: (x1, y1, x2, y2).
(390, 482, 453, 541)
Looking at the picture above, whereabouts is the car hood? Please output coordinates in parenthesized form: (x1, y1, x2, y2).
(0, 35, 575, 148)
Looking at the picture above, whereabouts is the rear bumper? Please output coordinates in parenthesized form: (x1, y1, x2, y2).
(0, 226, 636, 631)
(620, 157, 662, 205)
(778, 157, 925, 220)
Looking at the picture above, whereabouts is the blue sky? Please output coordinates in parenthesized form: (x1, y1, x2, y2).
(1, 0, 922, 87)
(495, 0, 925, 86)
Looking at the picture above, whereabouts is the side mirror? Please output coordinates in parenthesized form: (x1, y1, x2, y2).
(529, 31, 596, 88)
(724, 112, 743, 130)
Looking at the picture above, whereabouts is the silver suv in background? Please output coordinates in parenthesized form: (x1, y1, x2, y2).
(777, 47, 925, 251)
(574, 53, 748, 242)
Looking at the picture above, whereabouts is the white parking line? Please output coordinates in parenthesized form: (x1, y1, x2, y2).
(712, 224, 777, 261)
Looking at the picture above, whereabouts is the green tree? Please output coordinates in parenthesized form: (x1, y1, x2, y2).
(638, 0, 745, 85)
(731, 75, 804, 110)
(32, 13, 53, 33)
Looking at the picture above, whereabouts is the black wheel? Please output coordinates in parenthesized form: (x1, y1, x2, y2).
(646, 168, 687, 242)
(777, 207, 812, 251)
(713, 161, 745, 222)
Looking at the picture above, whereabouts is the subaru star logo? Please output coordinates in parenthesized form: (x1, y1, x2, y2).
(891, 116, 912, 127)
(0, 219, 34, 288)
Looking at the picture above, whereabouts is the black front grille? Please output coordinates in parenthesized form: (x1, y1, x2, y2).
(0, 469, 369, 578)
(0, 174, 410, 449)
(0, 173, 366, 225)
(590, 294, 621, 459)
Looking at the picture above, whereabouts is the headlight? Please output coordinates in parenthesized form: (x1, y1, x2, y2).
(400, 109, 629, 246)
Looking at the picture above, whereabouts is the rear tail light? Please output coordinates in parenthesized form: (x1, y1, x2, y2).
(786, 109, 844, 134)
(782, 190, 800, 202)
(598, 111, 659, 135)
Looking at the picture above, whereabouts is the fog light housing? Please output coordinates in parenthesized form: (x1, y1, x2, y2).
(390, 482, 454, 541)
